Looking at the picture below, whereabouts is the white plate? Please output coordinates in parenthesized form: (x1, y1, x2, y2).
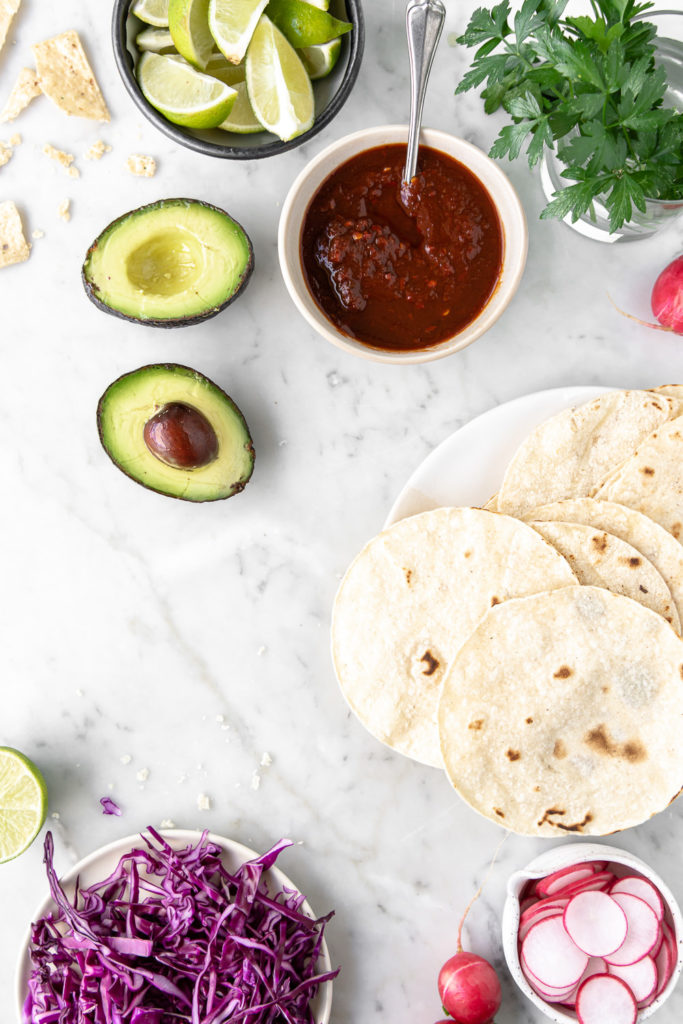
(385, 385, 615, 527)
(16, 829, 333, 1023)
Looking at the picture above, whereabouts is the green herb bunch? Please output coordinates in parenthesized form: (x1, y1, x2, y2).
(456, 0, 683, 230)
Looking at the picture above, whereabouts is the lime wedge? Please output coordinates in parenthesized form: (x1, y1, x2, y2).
(246, 15, 313, 141)
(265, 0, 351, 47)
(303, 0, 329, 9)
(169, 0, 214, 69)
(299, 36, 340, 79)
(205, 53, 247, 85)
(218, 80, 265, 132)
(0, 747, 47, 863)
(209, 0, 269, 64)
(137, 51, 237, 127)
(136, 27, 177, 52)
(132, 0, 170, 28)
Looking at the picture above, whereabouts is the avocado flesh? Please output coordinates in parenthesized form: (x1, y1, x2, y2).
(83, 199, 253, 325)
(98, 364, 254, 501)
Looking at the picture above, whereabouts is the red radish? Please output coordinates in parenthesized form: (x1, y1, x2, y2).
(537, 865, 596, 898)
(560, 958, 609, 1008)
(564, 891, 628, 957)
(606, 893, 660, 966)
(611, 876, 664, 922)
(608, 956, 658, 1003)
(553, 871, 615, 899)
(522, 915, 589, 989)
(652, 255, 683, 332)
(576, 973, 637, 1024)
(519, 907, 564, 943)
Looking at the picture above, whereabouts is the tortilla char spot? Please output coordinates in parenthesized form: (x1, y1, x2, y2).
(623, 741, 647, 763)
(506, 748, 521, 761)
(602, 686, 610, 694)
(641, 466, 655, 476)
(626, 556, 642, 567)
(591, 532, 608, 552)
(639, 585, 648, 594)
(525, 717, 533, 724)
(420, 650, 439, 676)
(554, 739, 567, 759)
(464, 550, 472, 559)
(555, 813, 593, 833)
(403, 568, 412, 584)
(534, 786, 541, 792)
(490, 595, 500, 606)
(468, 719, 484, 731)
(585, 724, 647, 762)
(673, 523, 682, 539)
(537, 808, 565, 827)
(668, 784, 683, 806)
(679, 665, 683, 681)
(554, 665, 572, 679)
(585, 724, 611, 754)
(494, 807, 505, 818)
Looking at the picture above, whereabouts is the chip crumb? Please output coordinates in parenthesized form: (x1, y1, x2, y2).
(126, 153, 156, 177)
(33, 30, 110, 121)
(31, 228, 44, 239)
(51, 811, 60, 820)
(57, 198, 71, 222)
(120, 753, 132, 764)
(0, 67, 41, 123)
(43, 143, 79, 177)
(0, 141, 12, 167)
(8, 132, 20, 145)
(257, 645, 267, 656)
(251, 772, 261, 791)
(136, 767, 150, 782)
(160, 818, 176, 829)
(75, 688, 83, 697)
(260, 752, 272, 767)
(215, 713, 225, 724)
(0, 199, 30, 267)
(85, 138, 111, 160)
(197, 793, 211, 811)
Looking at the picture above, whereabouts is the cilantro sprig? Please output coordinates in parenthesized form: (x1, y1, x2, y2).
(456, 0, 683, 231)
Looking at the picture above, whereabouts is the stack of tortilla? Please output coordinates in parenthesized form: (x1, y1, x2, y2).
(331, 386, 683, 837)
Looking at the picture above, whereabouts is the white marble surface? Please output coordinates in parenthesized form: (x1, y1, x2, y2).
(3, 1, 683, 1022)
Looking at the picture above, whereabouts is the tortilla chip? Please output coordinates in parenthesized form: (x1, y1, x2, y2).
(0, 67, 42, 123)
(0, 0, 21, 56)
(0, 200, 30, 268)
(126, 153, 156, 177)
(0, 141, 11, 167)
(32, 30, 109, 121)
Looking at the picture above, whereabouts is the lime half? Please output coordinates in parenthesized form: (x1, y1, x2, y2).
(209, 0, 269, 64)
(138, 51, 237, 128)
(299, 36, 340, 79)
(246, 15, 313, 141)
(132, 0, 170, 28)
(218, 80, 264, 133)
(169, 0, 214, 69)
(0, 747, 47, 863)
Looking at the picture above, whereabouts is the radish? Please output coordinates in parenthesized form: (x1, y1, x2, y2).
(519, 907, 564, 943)
(610, 254, 683, 333)
(522, 915, 589, 988)
(552, 871, 615, 899)
(605, 893, 660, 966)
(537, 865, 596, 898)
(576, 974, 637, 1024)
(564, 891, 628, 957)
(611, 876, 664, 922)
(608, 956, 657, 1003)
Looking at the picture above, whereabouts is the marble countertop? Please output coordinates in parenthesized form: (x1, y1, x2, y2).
(3, 1, 683, 1021)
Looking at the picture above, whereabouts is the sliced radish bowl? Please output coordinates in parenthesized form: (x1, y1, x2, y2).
(516, 860, 679, 1021)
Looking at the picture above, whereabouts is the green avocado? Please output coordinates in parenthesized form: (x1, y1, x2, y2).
(82, 198, 253, 328)
(97, 364, 255, 501)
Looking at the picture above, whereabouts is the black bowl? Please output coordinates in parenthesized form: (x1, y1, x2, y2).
(111, 0, 364, 159)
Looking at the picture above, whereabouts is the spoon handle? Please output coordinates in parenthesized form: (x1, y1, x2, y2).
(403, 0, 446, 185)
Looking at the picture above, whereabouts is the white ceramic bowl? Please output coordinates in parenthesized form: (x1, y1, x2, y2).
(502, 842, 683, 1022)
(16, 830, 333, 1023)
(278, 124, 528, 364)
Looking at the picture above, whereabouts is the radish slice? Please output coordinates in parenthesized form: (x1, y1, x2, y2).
(537, 865, 596, 898)
(576, 974, 637, 1024)
(611, 877, 664, 922)
(555, 871, 618, 899)
(519, 907, 564, 943)
(564, 891, 628, 957)
(561, 958, 608, 1008)
(521, 959, 578, 1002)
(522, 915, 589, 989)
(608, 956, 657, 1003)
(654, 924, 675, 997)
(606, 893, 660, 965)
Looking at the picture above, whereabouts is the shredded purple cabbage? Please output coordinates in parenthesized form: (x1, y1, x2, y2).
(100, 797, 122, 816)
(24, 830, 338, 1024)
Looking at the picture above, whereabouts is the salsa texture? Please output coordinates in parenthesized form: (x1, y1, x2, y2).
(300, 144, 504, 351)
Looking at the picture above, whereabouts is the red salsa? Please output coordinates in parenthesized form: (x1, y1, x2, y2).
(300, 144, 504, 352)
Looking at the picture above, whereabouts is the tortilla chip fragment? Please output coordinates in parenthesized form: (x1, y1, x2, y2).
(32, 30, 109, 121)
(0, 68, 41, 123)
(0, 0, 21, 57)
(57, 198, 70, 222)
(85, 138, 111, 160)
(0, 141, 11, 167)
(43, 142, 79, 177)
(31, 228, 44, 239)
(126, 153, 156, 177)
(8, 132, 20, 145)
(0, 200, 30, 267)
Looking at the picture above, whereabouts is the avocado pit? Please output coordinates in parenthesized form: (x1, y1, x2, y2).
(143, 402, 219, 469)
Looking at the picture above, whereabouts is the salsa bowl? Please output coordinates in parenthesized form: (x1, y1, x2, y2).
(278, 124, 528, 364)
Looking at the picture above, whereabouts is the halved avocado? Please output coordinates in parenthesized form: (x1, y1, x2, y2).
(97, 364, 254, 501)
(82, 199, 253, 328)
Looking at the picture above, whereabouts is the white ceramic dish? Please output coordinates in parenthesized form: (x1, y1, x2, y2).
(502, 842, 683, 1022)
(385, 384, 614, 526)
(16, 829, 333, 1023)
(278, 124, 528, 364)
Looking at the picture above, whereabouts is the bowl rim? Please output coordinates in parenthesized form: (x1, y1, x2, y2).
(277, 123, 529, 364)
(110, 0, 365, 159)
(15, 828, 334, 1023)
(501, 841, 683, 1023)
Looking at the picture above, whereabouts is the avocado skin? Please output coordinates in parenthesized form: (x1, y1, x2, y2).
(82, 198, 254, 329)
(97, 363, 255, 502)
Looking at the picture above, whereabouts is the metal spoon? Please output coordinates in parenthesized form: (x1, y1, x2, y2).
(403, 0, 446, 186)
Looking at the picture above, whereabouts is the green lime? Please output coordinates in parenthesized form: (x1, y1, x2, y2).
(137, 51, 237, 128)
(205, 53, 247, 85)
(136, 27, 177, 52)
(169, 0, 214, 69)
(299, 36, 340, 79)
(265, 0, 351, 47)
(132, 0, 170, 28)
(246, 14, 313, 140)
(0, 747, 47, 863)
(303, 0, 329, 9)
(218, 80, 265, 132)
(209, 0, 269, 64)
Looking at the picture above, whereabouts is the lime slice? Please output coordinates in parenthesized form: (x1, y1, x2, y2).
(246, 15, 314, 141)
(169, 0, 214, 69)
(137, 51, 237, 128)
(132, 0, 170, 28)
(303, 0, 329, 9)
(0, 747, 47, 863)
(299, 36, 340, 79)
(208, 0, 269, 64)
(265, 0, 351, 47)
(136, 27, 177, 52)
(205, 53, 246, 85)
(218, 80, 265, 132)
